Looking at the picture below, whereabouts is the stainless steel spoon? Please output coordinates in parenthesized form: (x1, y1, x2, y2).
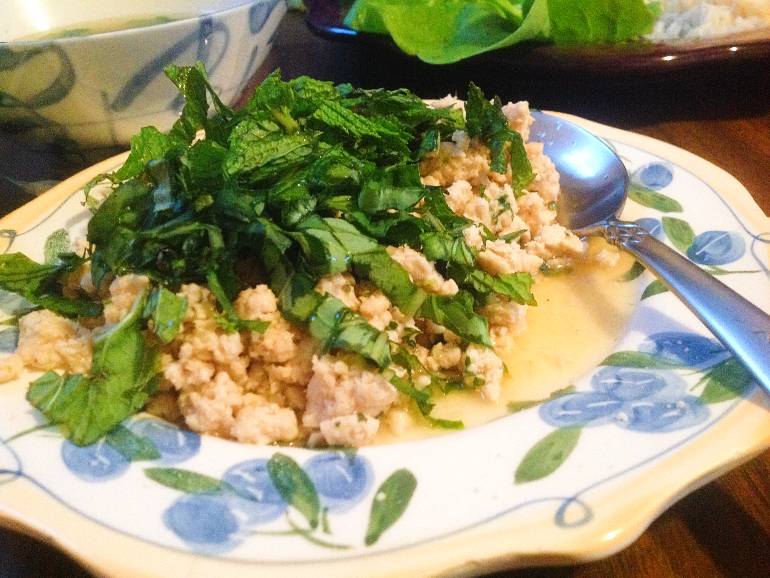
(530, 111, 770, 393)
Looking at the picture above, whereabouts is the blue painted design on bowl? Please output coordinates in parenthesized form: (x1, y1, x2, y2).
(591, 367, 686, 401)
(635, 217, 664, 240)
(634, 162, 673, 190)
(547, 360, 711, 433)
(639, 332, 725, 367)
(617, 397, 709, 432)
(128, 418, 200, 464)
(305, 451, 373, 512)
(61, 439, 129, 482)
(110, 19, 228, 113)
(222, 459, 287, 524)
(687, 231, 746, 265)
(540, 392, 623, 427)
(164, 494, 242, 553)
(250, 0, 280, 33)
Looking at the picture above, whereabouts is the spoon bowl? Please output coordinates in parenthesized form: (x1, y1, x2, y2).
(531, 111, 628, 231)
(529, 111, 770, 394)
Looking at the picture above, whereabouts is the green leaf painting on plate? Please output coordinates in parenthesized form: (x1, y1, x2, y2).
(365, 468, 417, 545)
(661, 216, 695, 253)
(628, 184, 682, 213)
(508, 385, 576, 414)
(699, 358, 754, 404)
(268, 453, 321, 529)
(106, 425, 161, 461)
(620, 260, 645, 282)
(145, 467, 230, 494)
(641, 279, 668, 300)
(515, 427, 582, 484)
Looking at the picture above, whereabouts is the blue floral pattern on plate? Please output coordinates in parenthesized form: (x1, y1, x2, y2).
(61, 440, 130, 482)
(633, 162, 674, 190)
(0, 120, 767, 571)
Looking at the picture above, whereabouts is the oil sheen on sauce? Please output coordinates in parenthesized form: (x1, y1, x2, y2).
(375, 239, 640, 444)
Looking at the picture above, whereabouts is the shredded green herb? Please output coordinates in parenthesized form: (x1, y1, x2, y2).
(1, 66, 540, 443)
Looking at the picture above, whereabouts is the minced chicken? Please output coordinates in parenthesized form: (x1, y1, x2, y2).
(2, 99, 588, 447)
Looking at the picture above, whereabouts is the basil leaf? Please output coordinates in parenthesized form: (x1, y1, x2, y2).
(464, 270, 536, 306)
(309, 296, 391, 368)
(0, 252, 101, 318)
(352, 250, 426, 317)
(419, 292, 492, 347)
(27, 293, 159, 445)
(357, 164, 425, 214)
(144, 286, 188, 344)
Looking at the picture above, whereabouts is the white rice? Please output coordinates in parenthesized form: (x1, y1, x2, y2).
(646, 0, 770, 41)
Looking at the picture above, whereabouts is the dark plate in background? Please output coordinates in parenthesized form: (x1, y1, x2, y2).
(306, 0, 770, 79)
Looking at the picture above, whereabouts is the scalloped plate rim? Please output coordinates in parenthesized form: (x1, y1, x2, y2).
(0, 113, 769, 577)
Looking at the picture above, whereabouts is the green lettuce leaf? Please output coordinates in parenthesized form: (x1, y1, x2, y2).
(345, 0, 658, 64)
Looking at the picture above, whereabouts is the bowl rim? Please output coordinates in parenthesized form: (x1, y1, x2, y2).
(0, 0, 276, 46)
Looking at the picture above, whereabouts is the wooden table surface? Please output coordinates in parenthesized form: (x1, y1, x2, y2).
(2, 11, 769, 578)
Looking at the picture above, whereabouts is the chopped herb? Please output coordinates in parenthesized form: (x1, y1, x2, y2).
(499, 229, 527, 242)
(5, 66, 546, 444)
(26, 292, 159, 445)
(0, 253, 101, 318)
(465, 83, 533, 195)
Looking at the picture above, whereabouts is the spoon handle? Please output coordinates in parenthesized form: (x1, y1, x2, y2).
(603, 218, 770, 393)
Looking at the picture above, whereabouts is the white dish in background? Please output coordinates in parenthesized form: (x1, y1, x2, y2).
(0, 0, 287, 148)
(0, 115, 769, 577)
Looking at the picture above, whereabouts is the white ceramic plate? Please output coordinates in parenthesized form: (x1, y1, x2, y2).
(1, 115, 769, 577)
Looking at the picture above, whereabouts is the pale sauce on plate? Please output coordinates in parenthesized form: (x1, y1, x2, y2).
(376, 239, 639, 444)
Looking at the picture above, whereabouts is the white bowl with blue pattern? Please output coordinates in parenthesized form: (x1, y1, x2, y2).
(0, 0, 287, 148)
